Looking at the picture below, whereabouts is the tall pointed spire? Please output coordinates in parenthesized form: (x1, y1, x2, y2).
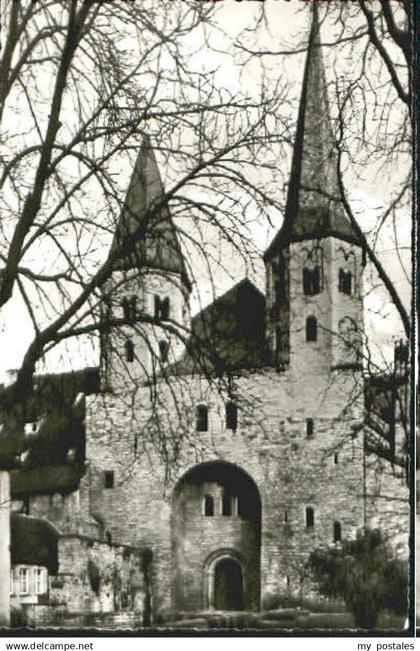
(265, 4, 360, 259)
(111, 135, 191, 289)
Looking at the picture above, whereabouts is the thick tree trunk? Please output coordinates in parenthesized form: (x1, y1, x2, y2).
(0, 472, 11, 626)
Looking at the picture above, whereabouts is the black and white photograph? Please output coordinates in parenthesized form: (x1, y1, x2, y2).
(0, 0, 413, 636)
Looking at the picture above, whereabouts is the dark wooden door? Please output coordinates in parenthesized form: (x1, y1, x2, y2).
(214, 558, 244, 610)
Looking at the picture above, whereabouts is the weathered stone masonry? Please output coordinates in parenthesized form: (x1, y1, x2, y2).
(6, 4, 409, 625)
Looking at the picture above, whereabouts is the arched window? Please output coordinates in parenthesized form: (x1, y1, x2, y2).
(222, 492, 232, 516)
(125, 339, 134, 363)
(154, 295, 170, 320)
(333, 521, 342, 542)
(226, 402, 238, 431)
(306, 316, 317, 342)
(196, 404, 208, 432)
(303, 266, 320, 295)
(159, 339, 169, 361)
(204, 494, 214, 516)
(339, 269, 352, 295)
(306, 506, 314, 528)
(306, 418, 314, 437)
(122, 296, 137, 321)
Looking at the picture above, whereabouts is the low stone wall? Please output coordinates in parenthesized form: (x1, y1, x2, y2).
(14, 535, 147, 627)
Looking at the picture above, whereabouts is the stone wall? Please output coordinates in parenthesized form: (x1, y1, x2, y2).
(266, 237, 364, 379)
(22, 489, 101, 538)
(11, 535, 146, 626)
(85, 366, 367, 615)
(51, 536, 145, 615)
(102, 269, 190, 391)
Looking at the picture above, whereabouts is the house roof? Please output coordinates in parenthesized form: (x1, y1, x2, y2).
(11, 513, 59, 574)
(264, 4, 360, 261)
(11, 464, 84, 499)
(110, 135, 191, 290)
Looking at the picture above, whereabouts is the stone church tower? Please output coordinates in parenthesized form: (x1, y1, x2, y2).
(84, 6, 368, 616)
(4, 5, 409, 629)
(264, 4, 364, 390)
(100, 135, 191, 390)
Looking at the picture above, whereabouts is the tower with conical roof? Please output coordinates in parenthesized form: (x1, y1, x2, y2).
(101, 136, 191, 390)
(264, 5, 364, 400)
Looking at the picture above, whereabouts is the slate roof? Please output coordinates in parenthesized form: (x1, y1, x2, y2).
(264, 4, 360, 260)
(170, 278, 269, 375)
(110, 135, 191, 290)
(11, 513, 59, 574)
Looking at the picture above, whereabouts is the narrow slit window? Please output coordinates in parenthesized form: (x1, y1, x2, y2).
(159, 340, 169, 361)
(196, 404, 208, 432)
(334, 521, 342, 542)
(306, 506, 314, 528)
(125, 339, 135, 363)
(204, 494, 214, 516)
(334, 453, 339, 464)
(122, 296, 137, 321)
(284, 508, 288, 523)
(104, 470, 114, 489)
(306, 418, 314, 437)
(226, 402, 238, 431)
(161, 297, 170, 320)
(306, 316, 317, 342)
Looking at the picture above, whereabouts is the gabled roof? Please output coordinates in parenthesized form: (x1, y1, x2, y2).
(264, 5, 360, 260)
(170, 278, 268, 374)
(110, 135, 191, 290)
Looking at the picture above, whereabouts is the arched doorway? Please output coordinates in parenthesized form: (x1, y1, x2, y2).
(214, 557, 243, 611)
(171, 461, 261, 612)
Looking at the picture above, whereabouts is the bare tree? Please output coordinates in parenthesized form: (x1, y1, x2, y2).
(235, 0, 411, 336)
(0, 0, 290, 625)
(0, 0, 289, 415)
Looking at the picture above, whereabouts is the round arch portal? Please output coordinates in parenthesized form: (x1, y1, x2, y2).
(171, 461, 261, 612)
(205, 549, 245, 611)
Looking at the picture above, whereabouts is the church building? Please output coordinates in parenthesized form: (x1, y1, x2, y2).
(4, 6, 408, 627)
